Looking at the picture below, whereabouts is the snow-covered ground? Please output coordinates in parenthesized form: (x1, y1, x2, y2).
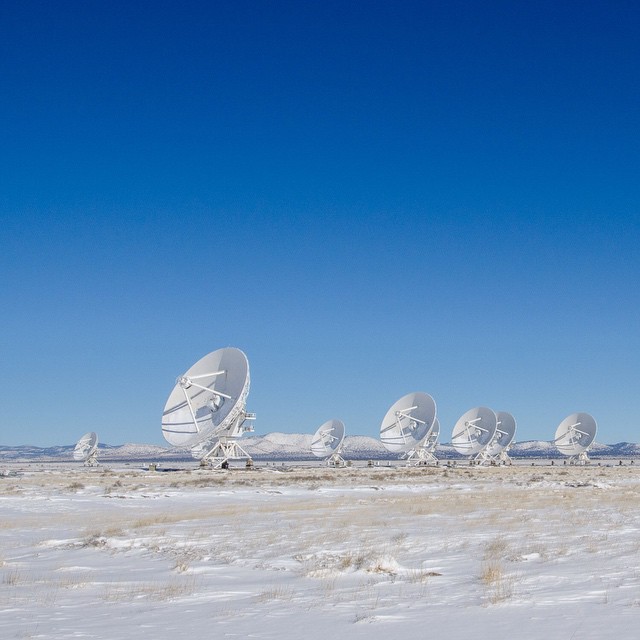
(2, 463, 640, 638)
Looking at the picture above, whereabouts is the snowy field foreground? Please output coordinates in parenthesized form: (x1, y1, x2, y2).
(2, 464, 640, 638)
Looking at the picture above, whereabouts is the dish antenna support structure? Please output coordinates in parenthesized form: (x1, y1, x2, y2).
(405, 417, 441, 465)
(554, 412, 597, 465)
(311, 419, 346, 467)
(74, 432, 99, 467)
(190, 417, 256, 467)
(162, 347, 255, 469)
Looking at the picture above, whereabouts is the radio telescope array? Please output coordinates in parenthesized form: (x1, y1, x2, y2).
(74, 432, 99, 466)
(162, 347, 255, 469)
(380, 392, 439, 465)
(157, 347, 607, 469)
(311, 419, 346, 467)
(554, 412, 597, 465)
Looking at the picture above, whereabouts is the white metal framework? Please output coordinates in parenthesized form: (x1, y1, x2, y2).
(326, 450, 346, 467)
(194, 412, 256, 469)
(83, 450, 99, 467)
(405, 418, 440, 465)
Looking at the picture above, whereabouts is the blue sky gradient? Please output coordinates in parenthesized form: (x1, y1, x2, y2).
(1, 1, 638, 446)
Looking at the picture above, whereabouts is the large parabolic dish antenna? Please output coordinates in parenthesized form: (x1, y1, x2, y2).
(554, 412, 597, 459)
(74, 432, 98, 465)
(451, 407, 497, 456)
(380, 392, 437, 454)
(311, 419, 346, 466)
(311, 419, 345, 458)
(162, 347, 250, 448)
(484, 411, 517, 458)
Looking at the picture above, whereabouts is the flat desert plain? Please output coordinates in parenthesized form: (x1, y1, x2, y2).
(2, 462, 640, 638)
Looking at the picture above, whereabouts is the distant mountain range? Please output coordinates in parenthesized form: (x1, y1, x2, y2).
(1, 433, 639, 462)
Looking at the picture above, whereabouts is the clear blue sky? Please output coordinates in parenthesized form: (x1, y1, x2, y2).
(1, 1, 638, 446)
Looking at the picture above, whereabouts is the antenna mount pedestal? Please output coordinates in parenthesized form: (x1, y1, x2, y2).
(567, 451, 591, 466)
(200, 437, 253, 469)
(327, 451, 346, 467)
(405, 447, 438, 466)
(84, 450, 99, 467)
(404, 424, 440, 466)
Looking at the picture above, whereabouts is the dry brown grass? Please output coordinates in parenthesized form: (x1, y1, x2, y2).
(102, 576, 200, 602)
(406, 568, 442, 583)
(2, 568, 22, 585)
(255, 585, 294, 602)
(479, 560, 517, 604)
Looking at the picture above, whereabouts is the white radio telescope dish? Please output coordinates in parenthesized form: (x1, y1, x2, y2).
(482, 411, 516, 465)
(554, 412, 597, 464)
(162, 347, 254, 468)
(380, 392, 437, 454)
(451, 407, 497, 459)
(311, 419, 346, 467)
(74, 432, 99, 466)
